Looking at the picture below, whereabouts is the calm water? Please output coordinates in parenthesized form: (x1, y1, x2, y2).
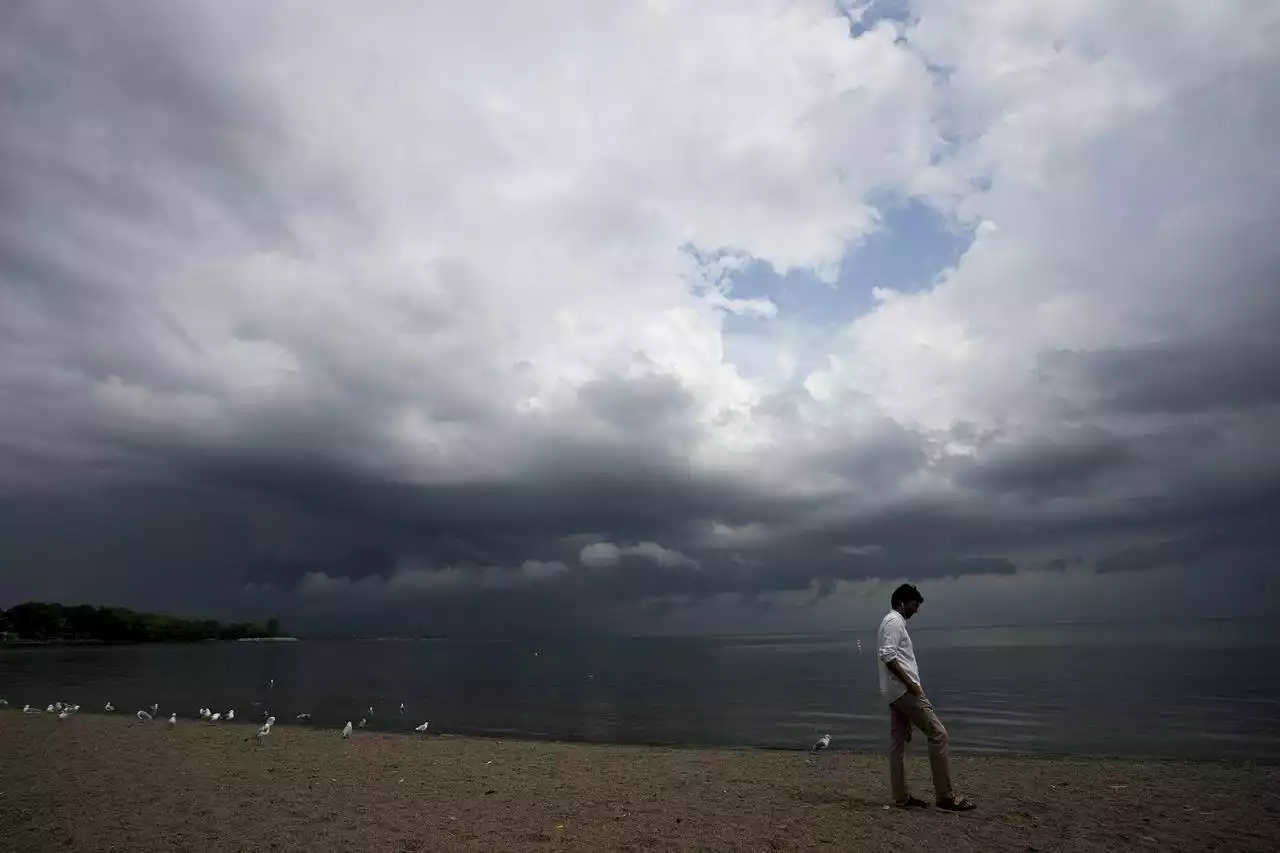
(3, 618, 1278, 760)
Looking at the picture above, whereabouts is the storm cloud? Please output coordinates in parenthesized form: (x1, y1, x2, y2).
(2, 0, 1278, 635)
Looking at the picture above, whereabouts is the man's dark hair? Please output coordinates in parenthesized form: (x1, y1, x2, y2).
(891, 583, 923, 609)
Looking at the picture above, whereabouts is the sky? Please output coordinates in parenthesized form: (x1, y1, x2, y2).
(2, 0, 1278, 636)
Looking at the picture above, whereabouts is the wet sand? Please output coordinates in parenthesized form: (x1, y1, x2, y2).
(1, 712, 1277, 852)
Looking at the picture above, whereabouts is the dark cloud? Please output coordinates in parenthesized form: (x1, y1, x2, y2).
(1041, 338, 1280, 416)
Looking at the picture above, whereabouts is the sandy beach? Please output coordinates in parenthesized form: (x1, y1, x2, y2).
(1, 713, 1276, 852)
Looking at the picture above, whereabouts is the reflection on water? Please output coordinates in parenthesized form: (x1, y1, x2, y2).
(1, 617, 1277, 760)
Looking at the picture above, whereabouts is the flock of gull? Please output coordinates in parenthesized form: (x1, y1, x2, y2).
(2, 693, 831, 760)
(1, 689, 431, 743)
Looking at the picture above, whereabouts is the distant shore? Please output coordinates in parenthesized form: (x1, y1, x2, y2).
(2, 713, 1276, 852)
(0, 637, 298, 647)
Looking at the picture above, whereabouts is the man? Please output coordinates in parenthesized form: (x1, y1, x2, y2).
(876, 583, 976, 811)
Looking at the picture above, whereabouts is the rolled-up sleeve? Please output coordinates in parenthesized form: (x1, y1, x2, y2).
(878, 620, 902, 663)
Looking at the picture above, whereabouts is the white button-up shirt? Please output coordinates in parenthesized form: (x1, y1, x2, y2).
(876, 609, 921, 702)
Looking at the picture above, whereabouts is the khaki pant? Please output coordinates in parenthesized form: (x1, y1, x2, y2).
(888, 692, 954, 804)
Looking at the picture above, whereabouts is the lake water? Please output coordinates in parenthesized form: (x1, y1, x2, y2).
(3, 617, 1278, 760)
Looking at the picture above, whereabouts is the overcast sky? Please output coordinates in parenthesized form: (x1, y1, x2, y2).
(2, 0, 1278, 635)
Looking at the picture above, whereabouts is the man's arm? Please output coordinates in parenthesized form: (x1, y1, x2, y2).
(883, 658, 923, 698)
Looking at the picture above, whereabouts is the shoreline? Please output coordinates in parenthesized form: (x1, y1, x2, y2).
(2, 707, 1274, 766)
(3, 713, 1277, 852)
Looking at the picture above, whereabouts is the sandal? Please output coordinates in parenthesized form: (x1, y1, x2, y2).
(895, 796, 930, 809)
(936, 796, 977, 811)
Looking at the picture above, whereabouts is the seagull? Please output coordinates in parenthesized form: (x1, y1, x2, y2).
(137, 710, 153, 722)
(856, 639, 863, 653)
(57, 709, 71, 720)
(54, 701, 63, 711)
(200, 708, 212, 720)
(265, 715, 276, 727)
(295, 713, 311, 721)
(807, 733, 832, 764)
(269, 679, 274, 688)
(211, 712, 222, 723)
(46, 704, 55, 713)
(226, 710, 235, 721)
(0, 699, 7, 707)
(104, 702, 114, 712)
(357, 717, 367, 728)
(342, 721, 353, 738)
(399, 702, 405, 714)
(150, 703, 160, 715)
(23, 704, 41, 715)
(168, 713, 177, 728)
(367, 706, 374, 717)
(414, 721, 430, 733)
(255, 722, 271, 741)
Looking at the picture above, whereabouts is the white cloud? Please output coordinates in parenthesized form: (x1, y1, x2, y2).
(580, 541, 699, 570)
(296, 559, 570, 599)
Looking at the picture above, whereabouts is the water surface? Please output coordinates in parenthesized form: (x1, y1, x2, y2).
(3, 617, 1276, 760)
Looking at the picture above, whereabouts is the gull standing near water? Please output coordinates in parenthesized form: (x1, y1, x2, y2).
(104, 702, 114, 712)
(806, 733, 831, 765)
(341, 721, 353, 738)
(168, 713, 177, 728)
(414, 721, 430, 733)
(358, 717, 367, 728)
(136, 710, 152, 721)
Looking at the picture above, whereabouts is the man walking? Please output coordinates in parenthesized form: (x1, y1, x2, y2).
(876, 583, 976, 811)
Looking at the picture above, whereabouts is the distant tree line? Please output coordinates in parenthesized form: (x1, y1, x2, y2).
(0, 601, 281, 644)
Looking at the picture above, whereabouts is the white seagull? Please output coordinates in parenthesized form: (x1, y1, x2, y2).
(226, 710, 235, 721)
(399, 702, 405, 714)
(168, 713, 177, 728)
(137, 710, 153, 721)
(807, 733, 832, 763)
(414, 721, 430, 733)
(357, 717, 367, 728)
(211, 712, 222, 722)
(104, 702, 114, 712)
(341, 721, 353, 738)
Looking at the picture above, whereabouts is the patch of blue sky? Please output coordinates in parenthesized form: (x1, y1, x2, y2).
(720, 196, 974, 332)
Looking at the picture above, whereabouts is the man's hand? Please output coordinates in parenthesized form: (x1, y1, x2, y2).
(884, 657, 924, 698)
